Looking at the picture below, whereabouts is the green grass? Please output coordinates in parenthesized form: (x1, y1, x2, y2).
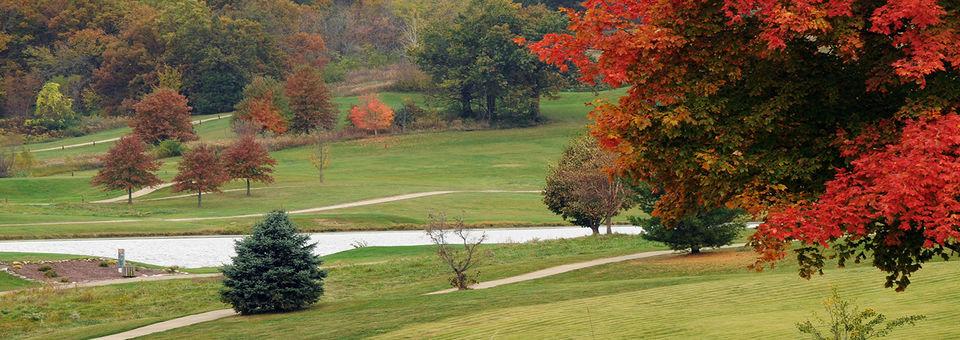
(0, 235, 660, 339)
(0, 90, 622, 239)
(151, 246, 959, 339)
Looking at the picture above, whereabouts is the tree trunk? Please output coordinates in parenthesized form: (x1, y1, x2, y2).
(486, 92, 496, 122)
(197, 190, 202, 208)
(690, 246, 701, 254)
(246, 179, 251, 196)
(127, 188, 133, 204)
(605, 216, 613, 235)
(460, 86, 473, 118)
(590, 225, 600, 235)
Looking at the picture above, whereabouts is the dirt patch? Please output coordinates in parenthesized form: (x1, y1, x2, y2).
(7, 259, 169, 284)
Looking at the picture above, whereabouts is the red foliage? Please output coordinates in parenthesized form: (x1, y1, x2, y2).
(222, 134, 277, 196)
(348, 94, 394, 134)
(282, 32, 328, 70)
(753, 113, 960, 289)
(246, 93, 287, 135)
(284, 66, 337, 133)
(91, 135, 162, 203)
(172, 144, 230, 207)
(131, 88, 196, 144)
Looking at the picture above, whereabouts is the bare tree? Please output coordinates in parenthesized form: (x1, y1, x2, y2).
(308, 140, 330, 182)
(425, 213, 486, 290)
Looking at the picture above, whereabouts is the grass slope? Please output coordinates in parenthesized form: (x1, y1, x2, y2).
(0, 90, 626, 239)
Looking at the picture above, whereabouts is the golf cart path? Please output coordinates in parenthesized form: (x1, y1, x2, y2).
(92, 183, 176, 203)
(0, 190, 541, 227)
(94, 246, 737, 339)
(31, 114, 232, 153)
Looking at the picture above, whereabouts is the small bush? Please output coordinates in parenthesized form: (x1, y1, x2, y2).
(154, 140, 186, 158)
(98, 261, 109, 267)
(37, 265, 52, 272)
(797, 289, 925, 339)
(220, 211, 326, 314)
(43, 270, 59, 278)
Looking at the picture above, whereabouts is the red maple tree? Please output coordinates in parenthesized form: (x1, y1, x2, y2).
(349, 94, 394, 135)
(172, 144, 230, 208)
(222, 134, 277, 196)
(131, 88, 196, 144)
(529, 0, 960, 289)
(91, 135, 162, 204)
(285, 66, 338, 134)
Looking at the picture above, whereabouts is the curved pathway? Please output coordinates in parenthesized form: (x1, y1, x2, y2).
(92, 246, 741, 339)
(92, 183, 176, 203)
(0, 190, 540, 227)
(31, 114, 232, 153)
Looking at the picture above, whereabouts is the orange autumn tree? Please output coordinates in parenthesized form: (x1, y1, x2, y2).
(173, 144, 230, 208)
(223, 134, 277, 196)
(529, 0, 960, 290)
(349, 94, 394, 135)
(91, 135, 162, 204)
(247, 94, 288, 135)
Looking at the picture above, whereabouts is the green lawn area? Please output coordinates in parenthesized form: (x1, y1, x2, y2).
(0, 90, 624, 239)
(2, 237, 955, 339)
(149, 243, 958, 339)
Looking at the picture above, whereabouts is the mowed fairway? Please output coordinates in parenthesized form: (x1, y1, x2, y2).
(0, 91, 623, 239)
(147, 247, 960, 339)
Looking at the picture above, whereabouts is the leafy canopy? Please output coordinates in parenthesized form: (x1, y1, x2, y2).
(530, 0, 960, 290)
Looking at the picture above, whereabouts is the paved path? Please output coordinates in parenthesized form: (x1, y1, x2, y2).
(91, 183, 176, 203)
(93, 309, 238, 340)
(31, 114, 232, 153)
(0, 273, 221, 297)
(426, 244, 745, 295)
(0, 190, 540, 227)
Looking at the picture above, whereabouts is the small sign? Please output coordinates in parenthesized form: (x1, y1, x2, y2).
(118, 248, 126, 273)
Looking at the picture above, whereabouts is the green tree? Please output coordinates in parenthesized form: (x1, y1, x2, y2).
(415, 0, 566, 124)
(33, 82, 77, 129)
(220, 211, 326, 314)
(632, 209, 745, 254)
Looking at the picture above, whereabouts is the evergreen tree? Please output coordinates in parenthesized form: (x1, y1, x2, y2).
(220, 211, 327, 314)
(632, 209, 745, 254)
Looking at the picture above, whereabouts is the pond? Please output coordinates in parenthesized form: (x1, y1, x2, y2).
(0, 226, 642, 268)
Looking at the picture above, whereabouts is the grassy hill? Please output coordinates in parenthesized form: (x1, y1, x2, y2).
(0, 90, 626, 239)
(4, 237, 954, 339)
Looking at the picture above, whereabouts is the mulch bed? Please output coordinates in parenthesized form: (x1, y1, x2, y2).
(6, 259, 168, 284)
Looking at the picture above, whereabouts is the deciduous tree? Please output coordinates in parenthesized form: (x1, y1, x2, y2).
(530, 0, 960, 289)
(91, 135, 162, 204)
(543, 135, 635, 235)
(223, 134, 277, 196)
(32, 82, 77, 130)
(348, 93, 393, 135)
(284, 66, 337, 133)
(131, 88, 196, 144)
(173, 144, 229, 208)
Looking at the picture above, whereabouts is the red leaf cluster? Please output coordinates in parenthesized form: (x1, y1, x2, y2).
(754, 113, 960, 262)
(91, 135, 162, 196)
(172, 144, 230, 197)
(223, 134, 277, 185)
(348, 94, 394, 134)
(131, 88, 196, 144)
(284, 66, 337, 134)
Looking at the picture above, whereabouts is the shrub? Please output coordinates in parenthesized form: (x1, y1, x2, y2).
(797, 289, 925, 339)
(631, 208, 745, 254)
(0, 151, 12, 178)
(425, 213, 487, 290)
(37, 265, 52, 272)
(154, 140, 186, 158)
(220, 211, 326, 314)
(98, 261, 109, 268)
(43, 270, 59, 278)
